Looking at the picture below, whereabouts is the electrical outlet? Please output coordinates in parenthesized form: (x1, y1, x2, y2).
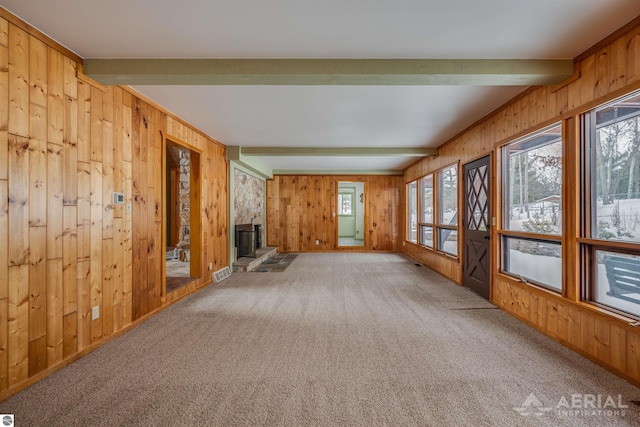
(209, 262, 213, 271)
(126, 202, 132, 214)
(315, 240, 320, 245)
(92, 306, 100, 320)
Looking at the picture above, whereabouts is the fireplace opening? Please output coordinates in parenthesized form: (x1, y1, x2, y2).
(236, 224, 261, 258)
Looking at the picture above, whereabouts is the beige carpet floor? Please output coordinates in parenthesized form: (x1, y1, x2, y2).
(1, 252, 639, 426)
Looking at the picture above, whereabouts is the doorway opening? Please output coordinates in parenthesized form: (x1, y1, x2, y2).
(338, 182, 365, 247)
(164, 138, 202, 293)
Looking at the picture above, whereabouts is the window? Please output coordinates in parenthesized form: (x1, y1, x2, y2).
(407, 181, 417, 243)
(407, 166, 459, 256)
(436, 166, 458, 256)
(583, 90, 640, 318)
(501, 123, 563, 292)
(419, 175, 434, 247)
(338, 193, 353, 215)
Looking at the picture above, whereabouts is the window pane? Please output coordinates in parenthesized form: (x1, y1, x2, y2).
(420, 225, 433, 248)
(593, 91, 640, 243)
(505, 124, 562, 235)
(438, 229, 457, 256)
(593, 250, 640, 318)
(408, 181, 417, 243)
(466, 165, 489, 231)
(438, 166, 457, 226)
(420, 174, 434, 223)
(502, 237, 562, 291)
(340, 193, 352, 215)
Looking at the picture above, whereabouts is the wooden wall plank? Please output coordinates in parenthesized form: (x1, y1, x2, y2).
(28, 336, 46, 377)
(8, 24, 29, 138)
(8, 264, 28, 385)
(557, 304, 569, 342)
(46, 258, 63, 366)
(626, 26, 640, 85)
(76, 162, 91, 262)
(0, 182, 7, 301)
(46, 142, 63, 260)
(581, 312, 596, 358)
(28, 36, 46, 109)
(113, 87, 123, 219)
(112, 217, 123, 326)
(608, 36, 627, 92)
(90, 86, 102, 162)
(101, 239, 113, 337)
(122, 161, 132, 325)
(0, 43, 7, 182)
(567, 307, 581, 348)
(0, 298, 7, 391)
(63, 205, 77, 315)
(593, 317, 611, 363)
(63, 57, 76, 100)
(139, 101, 148, 163)
(77, 80, 90, 163)
(580, 54, 596, 105)
(627, 332, 640, 380)
(76, 260, 90, 351)
(594, 47, 610, 100)
(102, 86, 113, 124)
(63, 95, 78, 205)
(102, 121, 114, 240)
(28, 226, 46, 342)
(8, 135, 29, 266)
(0, 17, 7, 47)
(62, 312, 77, 359)
(123, 104, 132, 163)
(28, 103, 46, 227)
(90, 161, 103, 343)
(47, 48, 63, 146)
(610, 325, 626, 373)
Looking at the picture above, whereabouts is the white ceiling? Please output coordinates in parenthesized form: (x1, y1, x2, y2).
(3, 0, 640, 173)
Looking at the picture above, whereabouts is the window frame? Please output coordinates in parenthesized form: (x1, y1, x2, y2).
(580, 89, 640, 319)
(338, 191, 354, 216)
(499, 122, 564, 293)
(418, 174, 434, 248)
(406, 164, 459, 258)
(435, 165, 459, 257)
(406, 180, 418, 244)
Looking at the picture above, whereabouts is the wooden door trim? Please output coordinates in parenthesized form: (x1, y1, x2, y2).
(162, 135, 203, 295)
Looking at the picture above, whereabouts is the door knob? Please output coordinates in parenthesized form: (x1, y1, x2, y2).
(484, 235, 490, 240)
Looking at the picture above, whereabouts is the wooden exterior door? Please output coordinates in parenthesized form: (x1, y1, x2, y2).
(463, 156, 491, 300)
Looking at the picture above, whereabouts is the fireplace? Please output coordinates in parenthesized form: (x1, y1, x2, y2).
(235, 224, 261, 258)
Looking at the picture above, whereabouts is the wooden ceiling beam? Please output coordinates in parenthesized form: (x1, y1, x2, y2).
(83, 58, 574, 86)
(238, 147, 437, 157)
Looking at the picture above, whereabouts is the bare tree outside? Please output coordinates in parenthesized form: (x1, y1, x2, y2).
(594, 95, 640, 242)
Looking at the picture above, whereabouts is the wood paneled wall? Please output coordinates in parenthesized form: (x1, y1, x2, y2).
(0, 13, 228, 399)
(267, 175, 404, 252)
(403, 18, 640, 385)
